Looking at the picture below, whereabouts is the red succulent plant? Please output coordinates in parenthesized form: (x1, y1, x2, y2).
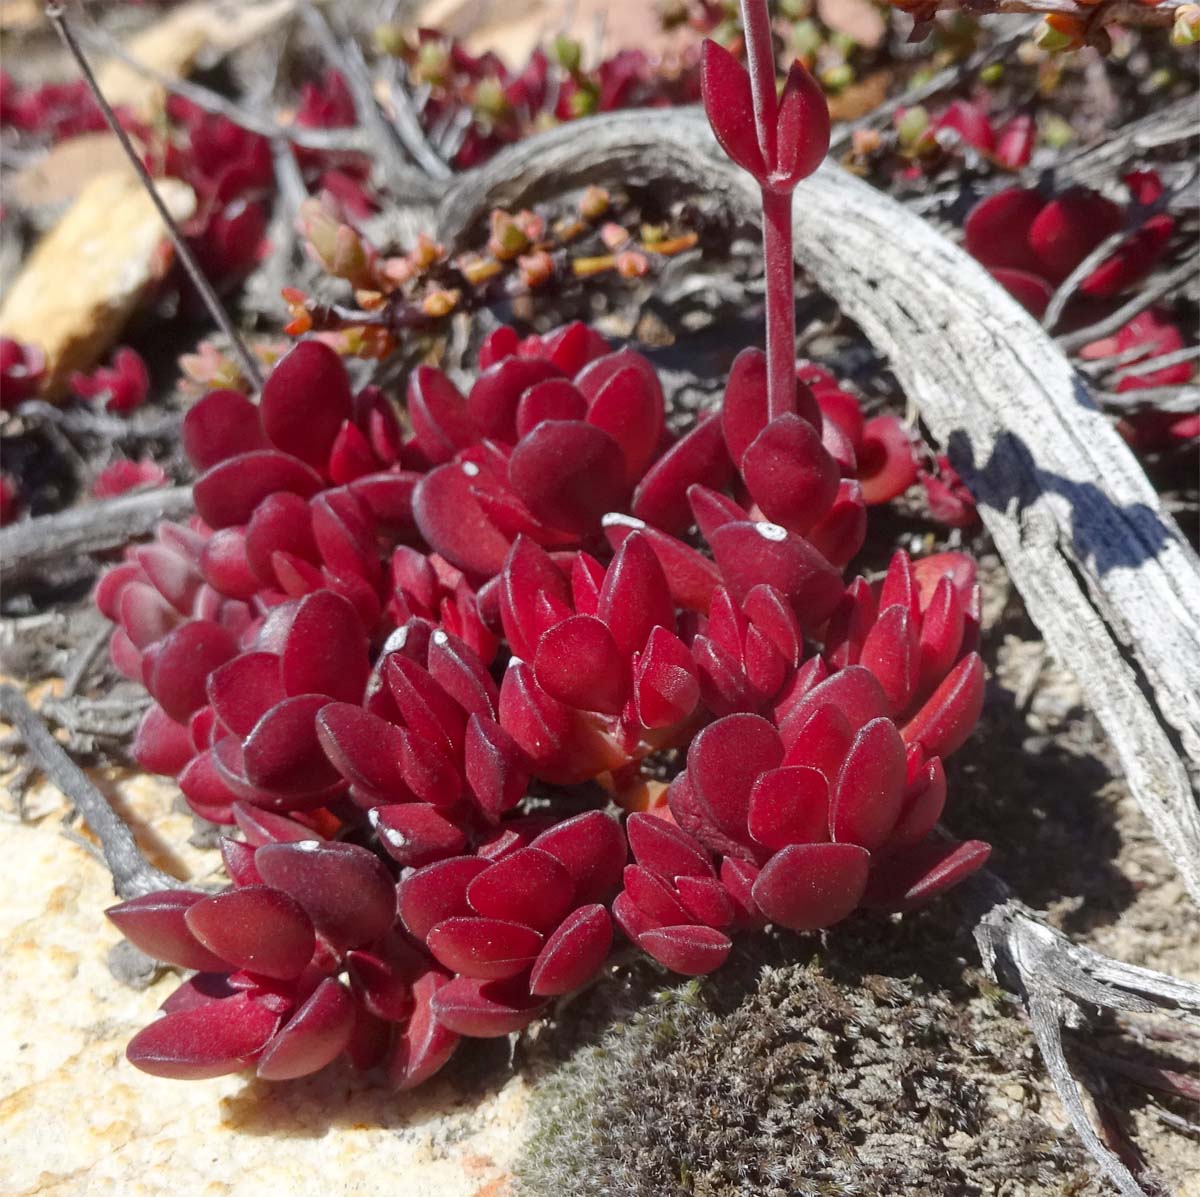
(1081, 308, 1199, 451)
(0, 472, 21, 526)
(92, 457, 168, 498)
(0, 337, 46, 409)
(96, 0, 989, 1092)
(72, 347, 150, 414)
(963, 173, 1174, 317)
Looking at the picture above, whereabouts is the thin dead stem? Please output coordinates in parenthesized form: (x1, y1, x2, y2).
(46, 2, 265, 391)
(0, 684, 180, 898)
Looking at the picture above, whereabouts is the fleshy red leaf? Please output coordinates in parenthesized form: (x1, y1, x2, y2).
(242, 693, 341, 794)
(862, 838, 991, 912)
(700, 39, 765, 181)
(741, 413, 839, 534)
(772, 60, 830, 189)
(464, 714, 528, 822)
(531, 810, 627, 904)
(467, 847, 575, 933)
(384, 652, 467, 758)
(429, 975, 547, 1037)
(126, 993, 279, 1079)
(426, 916, 543, 979)
(413, 461, 513, 579)
(346, 946, 415, 1023)
(631, 414, 733, 536)
(182, 388, 267, 471)
(963, 187, 1044, 274)
(722, 347, 769, 466)
(534, 614, 628, 715)
(407, 365, 477, 464)
(708, 520, 843, 634)
(281, 589, 370, 703)
(602, 515, 721, 615)
(498, 536, 572, 661)
(106, 890, 228, 972)
(674, 874, 735, 928)
(399, 857, 490, 943)
(859, 604, 917, 715)
(315, 702, 411, 802)
(888, 755, 947, 852)
(633, 625, 700, 728)
(1029, 189, 1123, 283)
(777, 665, 890, 750)
(598, 530, 676, 657)
(624, 864, 692, 925)
(194, 451, 322, 531)
(626, 812, 714, 881)
(141, 622, 238, 724)
(244, 492, 319, 587)
(829, 717, 907, 852)
(637, 923, 731, 975)
(515, 378, 588, 438)
(388, 968, 461, 1088)
(371, 804, 468, 868)
(132, 704, 194, 776)
(750, 842, 870, 930)
(256, 977, 355, 1080)
(260, 340, 353, 470)
(780, 702, 854, 783)
(747, 765, 829, 852)
(508, 419, 628, 534)
(917, 576, 966, 701)
(469, 357, 563, 443)
(688, 713, 783, 848)
(232, 803, 323, 847)
(857, 417, 917, 506)
(585, 365, 664, 483)
(184, 886, 315, 980)
(529, 904, 613, 996)
(255, 840, 396, 949)
(901, 652, 985, 759)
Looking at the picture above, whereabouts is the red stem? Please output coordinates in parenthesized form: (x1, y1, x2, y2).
(739, 0, 795, 420)
(738, 0, 777, 171)
(761, 186, 796, 421)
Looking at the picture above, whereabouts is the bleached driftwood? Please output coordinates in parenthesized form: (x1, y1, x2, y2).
(438, 108, 1200, 908)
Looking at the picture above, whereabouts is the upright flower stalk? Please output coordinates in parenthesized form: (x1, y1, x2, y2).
(700, 0, 831, 420)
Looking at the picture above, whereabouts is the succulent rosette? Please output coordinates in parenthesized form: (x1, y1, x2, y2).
(95, 33, 990, 1092)
(96, 319, 987, 1085)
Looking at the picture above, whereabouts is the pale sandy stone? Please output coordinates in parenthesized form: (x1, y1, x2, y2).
(417, 0, 693, 66)
(95, 0, 299, 119)
(0, 172, 195, 398)
(0, 772, 528, 1197)
(7, 134, 132, 211)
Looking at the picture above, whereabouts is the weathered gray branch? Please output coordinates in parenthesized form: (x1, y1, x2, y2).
(0, 485, 194, 583)
(439, 109, 1200, 910)
(970, 882, 1200, 1197)
(0, 684, 180, 898)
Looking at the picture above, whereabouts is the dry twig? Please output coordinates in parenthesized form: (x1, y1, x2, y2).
(0, 684, 180, 898)
(47, 2, 264, 390)
(0, 485, 193, 584)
